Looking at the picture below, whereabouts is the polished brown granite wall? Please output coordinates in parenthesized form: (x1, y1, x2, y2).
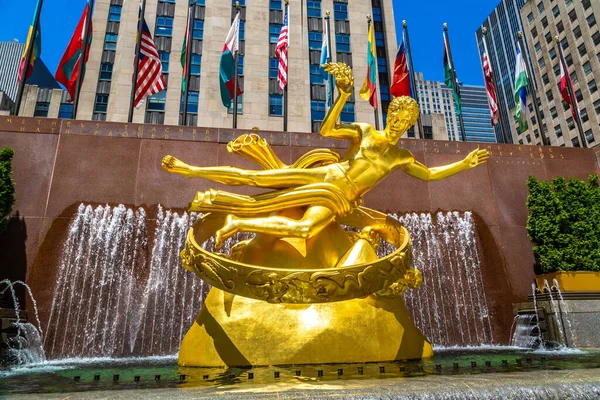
(1, 116, 599, 345)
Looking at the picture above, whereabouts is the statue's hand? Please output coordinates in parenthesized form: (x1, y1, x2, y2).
(162, 155, 191, 176)
(462, 148, 490, 170)
(322, 62, 354, 95)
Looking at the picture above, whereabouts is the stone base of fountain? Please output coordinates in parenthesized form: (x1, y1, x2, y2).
(178, 287, 433, 367)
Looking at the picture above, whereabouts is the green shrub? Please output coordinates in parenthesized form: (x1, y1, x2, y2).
(526, 174, 600, 273)
(0, 147, 15, 232)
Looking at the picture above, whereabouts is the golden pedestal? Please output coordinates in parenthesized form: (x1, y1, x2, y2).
(179, 288, 433, 367)
(178, 209, 432, 367)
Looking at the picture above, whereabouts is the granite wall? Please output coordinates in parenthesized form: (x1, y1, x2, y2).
(1, 116, 599, 345)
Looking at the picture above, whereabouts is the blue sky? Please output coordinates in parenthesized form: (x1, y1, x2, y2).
(0, 0, 500, 86)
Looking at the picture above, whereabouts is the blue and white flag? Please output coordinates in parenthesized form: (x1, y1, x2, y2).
(320, 18, 333, 107)
(514, 43, 529, 133)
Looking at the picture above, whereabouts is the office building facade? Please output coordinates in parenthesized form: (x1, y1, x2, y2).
(459, 85, 497, 143)
(413, 72, 461, 141)
(12, 0, 398, 133)
(519, 0, 600, 147)
(475, 0, 527, 144)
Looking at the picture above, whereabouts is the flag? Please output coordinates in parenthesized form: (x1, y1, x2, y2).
(359, 22, 377, 108)
(181, 3, 193, 93)
(133, 19, 166, 108)
(559, 58, 579, 121)
(220, 12, 242, 108)
(443, 32, 461, 115)
(390, 34, 410, 98)
(18, 1, 43, 86)
(55, 1, 93, 102)
(276, 9, 289, 91)
(514, 43, 528, 133)
(320, 17, 333, 107)
(482, 51, 500, 125)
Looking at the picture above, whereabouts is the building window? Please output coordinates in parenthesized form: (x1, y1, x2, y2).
(585, 129, 594, 143)
(99, 63, 113, 80)
(573, 25, 582, 39)
(191, 54, 201, 75)
(308, 31, 322, 50)
(566, 116, 575, 130)
(270, 57, 279, 79)
(269, 93, 283, 116)
(340, 103, 355, 123)
(578, 43, 587, 57)
(550, 106, 558, 119)
(527, 12, 534, 24)
(556, 21, 564, 33)
(307, 0, 320, 18)
(156, 17, 173, 37)
(182, 91, 199, 113)
(552, 5, 559, 17)
(542, 73, 549, 85)
(270, 24, 282, 43)
(571, 137, 580, 147)
(534, 42, 541, 53)
(531, 27, 538, 38)
(554, 124, 563, 138)
(336, 34, 351, 52)
(588, 79, 597, 94)
(587, 14, 596, 28)
(34, 102, 49, 117)
(538, 57, 546, 68)
(109, 5, 122, 22)
(147, 90, 167, 111)
(546, 89, 554, 102)
(581, 108, 589, 122)
(270, 0, 282, 10)
(333, 2, 348, 20)
(583, 0, 591, 9)
(583, 61, 592, 75)
(311, 100, 326, 122)
(537, 2, 544, 13)
(541, 16, 548, 28)
(58, 103, 73, 119)
(104, 33, 118, 51)
(94, 95, 109, 113)
(569, 9, 577, 22)
(193, 20, 204, 40)
(159, 52, 170, 73)
(549, 47, 556, 59)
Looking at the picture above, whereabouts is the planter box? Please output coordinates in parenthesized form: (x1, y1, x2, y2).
(536, 272, 600, 292)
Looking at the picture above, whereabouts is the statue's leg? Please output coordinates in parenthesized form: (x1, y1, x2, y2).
(163, 156, 329, 189)
(215, 206, 335, 248)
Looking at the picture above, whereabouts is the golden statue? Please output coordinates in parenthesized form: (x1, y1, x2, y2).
(162, 63, 490, 367)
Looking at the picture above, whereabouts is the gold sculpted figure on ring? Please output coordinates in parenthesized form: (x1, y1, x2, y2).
(162, 62, 490, 248)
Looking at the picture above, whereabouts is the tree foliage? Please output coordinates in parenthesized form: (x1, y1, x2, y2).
(527, 174, 600, 273)
(0, 147, 15, 232)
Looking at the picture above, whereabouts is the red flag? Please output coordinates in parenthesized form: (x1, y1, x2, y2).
(134, 19, 166, 108)
(390, 36, 410, 98)
(275, 9, 289, 91)
(560, 60, 579, 120)
(55, 2, 93, 102)
(482, 51, 500, 126)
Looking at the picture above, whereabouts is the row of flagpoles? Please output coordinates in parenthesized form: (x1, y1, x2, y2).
(15, 0, 584, 145)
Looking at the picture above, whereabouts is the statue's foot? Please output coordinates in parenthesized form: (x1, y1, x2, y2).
(215, 215, 239, 250)
(161, 155, 190, 176)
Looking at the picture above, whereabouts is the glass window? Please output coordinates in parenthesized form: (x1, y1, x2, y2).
(554, 124, 563, 137)
(310, 64, 324, 84)
(193, 20, 204, 40)
(569, 9, 577, 22)
(270, 58, 279, 79)
(567, 116, 575, 130)
(270, 24, 282, 43)
(585, 130, 594, 144)
(308, 31, 322, 50)
(237, 55, 244, 75)
(269, 0, 282, 10)
(104, 33, 118, 51)
(239, 21, 245, 41)
(581, 107, 589, 122)
(542, 73, 549, 85)
(587, 14, 596, 27)
(550, 106, 557, 119)
(527, 12, 534, 23)
(588, 79, 597, 93)
(541, 16, 548, 28)
(594, 31, 600, 46)
(109, 5, 122, 22)
(335, 34, 351, 52)
(573, 25, 582, 39)
(534, 42, 541, 53)
(94, 95, 109, 113)
(556, 21, 564, 33)
(100, 63, 113, 80)
(147, 90, 167, 111)
(333, 2, 348, 21)
(549, 47, 556, 59)
(269, 93, 283, 116)
(583, 61, 592, 75)
(311, 100, 326, 121)
(377, 58, 387, 73)
(58, 103, 73, 119)
(340, 102, 354, 122)
(571, 137, 580, 147)
(372, 8, 382, 22)
(578, 43, 587, 56)
(191, 54, 201, 75)
(531, 27, 538, 38)
(538, 57, 546, 68)
(537, 2, 544, 13)
(156, 17, 173, 37)
(182, 91, 199, 113)
(552, 5, 559, 17)
(307, 0, 321, 17)
(375, 31, 385, 47)
(582, 0, 591, 10)
(34, 102, 49, 117)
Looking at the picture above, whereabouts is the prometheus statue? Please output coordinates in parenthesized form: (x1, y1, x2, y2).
(162, 63, 490, 367)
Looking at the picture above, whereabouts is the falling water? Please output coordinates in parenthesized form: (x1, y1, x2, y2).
(552, 278, 574, 347)
(510, 314, 539, 347)
(543, 279, 566, 346)
(530, 283, 544, 349)
(384, 212, 494, 347)
(44, 204, 207, 359)
(0, 280, 46, 365)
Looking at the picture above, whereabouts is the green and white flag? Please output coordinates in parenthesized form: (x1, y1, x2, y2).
(514, 43, 529, 133)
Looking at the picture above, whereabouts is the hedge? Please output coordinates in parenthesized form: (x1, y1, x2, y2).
(526, 174, 600, 273)
(0, 147, 15, 232)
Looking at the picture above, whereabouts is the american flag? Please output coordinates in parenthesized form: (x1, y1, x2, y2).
(134, 19, 166, 108)
(275, 9, 289, 91)
(482, 51, 500, 126)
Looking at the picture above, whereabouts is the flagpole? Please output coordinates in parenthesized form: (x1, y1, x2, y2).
(325, 11, 334, 107)
(231, 1, 241, 129)
(443, 23, 466, 142)
(182, 1, 195, 126)
(481, 27, 510, 144)
(367, 16, 380, 130)
(555, 36, 587, 148)
(14, 0, 44, 116)
(517, 31, 548, 146)
(282, 0, 289, 132)
(128, 0, 147, 123)
(72, 0, 94, 120)
(402, 20, 422, 139)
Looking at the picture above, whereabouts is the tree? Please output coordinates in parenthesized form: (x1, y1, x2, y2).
(0, 147, 15, 232)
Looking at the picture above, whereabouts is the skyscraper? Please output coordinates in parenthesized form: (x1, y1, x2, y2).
(10, 0, 398, 133)
(519, 0, 600, 147)
(413, 72, 461, 141)
(459, 85, 498, 143)
(476, 0, 528, 144)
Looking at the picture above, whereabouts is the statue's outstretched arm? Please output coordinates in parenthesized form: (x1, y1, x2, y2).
(400, 148, 490, 182)
(319, 63, 361, 142)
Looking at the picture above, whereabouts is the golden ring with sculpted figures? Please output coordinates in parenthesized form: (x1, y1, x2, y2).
(180, 207, 421, 304)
